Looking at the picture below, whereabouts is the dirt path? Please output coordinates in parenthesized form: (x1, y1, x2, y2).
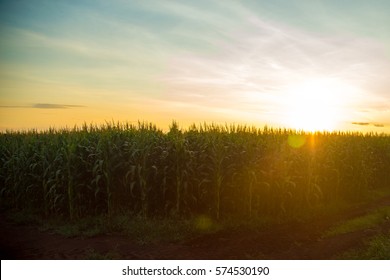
(1, 196, 390, 260)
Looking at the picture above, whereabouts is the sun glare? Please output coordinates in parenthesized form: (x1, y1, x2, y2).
(284, 78, 353, 132)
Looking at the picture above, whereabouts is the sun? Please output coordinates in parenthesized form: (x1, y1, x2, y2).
(284, 78, 352, 132)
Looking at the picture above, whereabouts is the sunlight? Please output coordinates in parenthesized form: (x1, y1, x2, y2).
(284, 78, 354, 132)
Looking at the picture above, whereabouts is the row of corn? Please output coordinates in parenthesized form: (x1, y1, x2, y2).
(1, 122, 389, 220)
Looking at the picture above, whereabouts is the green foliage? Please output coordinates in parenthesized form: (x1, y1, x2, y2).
(1, 122, 390, 221)
(340, 231, 390, 260)
(325, 206, 390, 237)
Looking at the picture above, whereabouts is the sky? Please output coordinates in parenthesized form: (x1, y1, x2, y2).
(1, 0, 390, 133)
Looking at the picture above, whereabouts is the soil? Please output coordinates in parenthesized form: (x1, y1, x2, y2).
(1, 196, 390, 260)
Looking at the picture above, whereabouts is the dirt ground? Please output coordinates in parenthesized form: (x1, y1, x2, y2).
(1, 196, 390, 260)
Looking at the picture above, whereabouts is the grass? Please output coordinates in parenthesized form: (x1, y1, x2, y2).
(6, 210, 44, 226)
(50, 222, 103, 238)
(5, 188, 390, 244)
(49, 215, 197, 243)
(5, 210, 223, 244)
(325, 206, 390, 237)
(83, 248, 121, 260)
(115, 215, 197, 244)
(339, 230, 390, 259)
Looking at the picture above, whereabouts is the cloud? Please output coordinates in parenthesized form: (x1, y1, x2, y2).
(1, 1, 389, 130)
(352, 122, 386, 127)
(159, 5, 390, 126)
(352, 122, 370, 126)
(32, 103, 85, 109)
(0, 104, 85, 109)
(0, 105, 27, 108)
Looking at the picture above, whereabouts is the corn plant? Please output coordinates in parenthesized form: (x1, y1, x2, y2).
(1, 122, 389, 222)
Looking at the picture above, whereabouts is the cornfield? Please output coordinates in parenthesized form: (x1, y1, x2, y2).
(1, 121, 390, 221)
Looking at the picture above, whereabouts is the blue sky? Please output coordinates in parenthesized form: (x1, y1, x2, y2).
(1, 0, 389, 132)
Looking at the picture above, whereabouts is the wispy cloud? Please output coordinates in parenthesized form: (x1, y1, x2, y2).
(0, 104, 85, 109)
(1, 0, 389, 131)
(352, 122, 386, 127)
(352, 122, 370, 126)
(0, 105, 27, 108)
(160, 6, 390, 126)
(32, 103, 85, 109)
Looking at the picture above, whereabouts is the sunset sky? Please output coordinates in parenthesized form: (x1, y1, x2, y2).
(1, 0, 390, 132)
